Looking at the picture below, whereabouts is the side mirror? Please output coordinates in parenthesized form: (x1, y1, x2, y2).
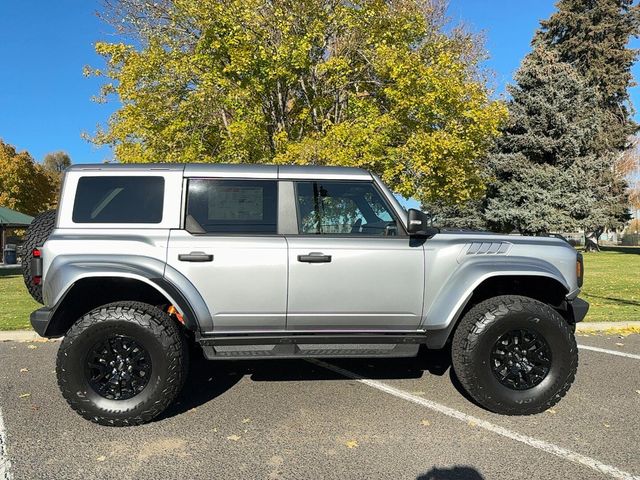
(407, 209, 439, 237)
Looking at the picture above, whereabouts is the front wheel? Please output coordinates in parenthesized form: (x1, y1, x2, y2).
(452, 295, 578, 415)
(57, 302, 188, 426)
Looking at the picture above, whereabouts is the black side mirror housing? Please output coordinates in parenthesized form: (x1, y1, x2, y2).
(407, 209, 439, 237)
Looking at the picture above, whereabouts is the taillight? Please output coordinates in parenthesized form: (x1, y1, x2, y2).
(31, 248, 43, 285)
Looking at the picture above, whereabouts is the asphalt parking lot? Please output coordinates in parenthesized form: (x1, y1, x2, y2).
(0, 333, 639, 480)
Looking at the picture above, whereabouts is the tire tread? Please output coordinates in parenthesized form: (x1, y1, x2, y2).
(451, 295, 578, 415)
(57, 301, 187, 426)
(21, 209, 57, 304)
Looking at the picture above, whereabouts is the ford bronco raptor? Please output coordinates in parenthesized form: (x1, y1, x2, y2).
(26, 164, 588, 426)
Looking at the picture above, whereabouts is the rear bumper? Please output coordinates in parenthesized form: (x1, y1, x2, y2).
(30, 306, 54, 337)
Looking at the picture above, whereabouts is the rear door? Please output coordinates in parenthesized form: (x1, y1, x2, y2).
(285, 180, 425, 332)
(166, 176, 288, 333)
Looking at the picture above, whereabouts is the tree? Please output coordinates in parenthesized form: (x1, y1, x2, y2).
(43, 151, 72, 174)
(535, 0, 640, 249)
(482, 48, 604, 235)
(43, 151, 73, 198)
(0, 140, 58, 216)
(88, 0, 507, 205)
(438, 1, 639, 243)
(622, 137, 640, 215)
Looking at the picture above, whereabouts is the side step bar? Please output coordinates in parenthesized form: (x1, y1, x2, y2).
(197, 333, 427, 360)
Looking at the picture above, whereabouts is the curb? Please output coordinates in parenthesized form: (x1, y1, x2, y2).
(0, 331, 59, 342)
(575, 321, 640, 335)
(1, 322, 640, 342)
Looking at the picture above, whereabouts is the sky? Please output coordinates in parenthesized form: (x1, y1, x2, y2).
(0, 1, 639, 166)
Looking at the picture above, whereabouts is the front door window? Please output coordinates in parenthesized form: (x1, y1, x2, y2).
(295, 181, 398, 236)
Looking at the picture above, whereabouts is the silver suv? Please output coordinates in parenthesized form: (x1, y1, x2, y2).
(25, 164, 588, 426)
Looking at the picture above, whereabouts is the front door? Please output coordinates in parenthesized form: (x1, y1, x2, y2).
(166, 178, 287, 333)
(286, 180, 425, 332)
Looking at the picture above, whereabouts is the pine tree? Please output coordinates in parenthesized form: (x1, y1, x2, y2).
(439, 1, 639, 242)
(535, 0, 639, 249)
(482, 47, 603, 235)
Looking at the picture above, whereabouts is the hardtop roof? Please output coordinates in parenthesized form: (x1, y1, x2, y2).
(67, 163, 372, 180)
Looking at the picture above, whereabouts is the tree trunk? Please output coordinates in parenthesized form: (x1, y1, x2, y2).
(584, 228, 603, 252)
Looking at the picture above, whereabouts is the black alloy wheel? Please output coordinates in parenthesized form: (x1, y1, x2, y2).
(85, 335, 152, 400)
(490, 328, 552, 390)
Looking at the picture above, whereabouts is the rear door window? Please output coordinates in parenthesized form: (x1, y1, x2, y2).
(187, 179, 278, 234)
(72, 176, 165, 224)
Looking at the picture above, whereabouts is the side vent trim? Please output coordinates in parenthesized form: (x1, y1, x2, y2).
(458, 241, 512, 263)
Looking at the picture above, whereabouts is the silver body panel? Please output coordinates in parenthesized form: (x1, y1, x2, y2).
(41, 163, 582, 341)
(166, 231, 288, 332)
(286, 237, 424, 331)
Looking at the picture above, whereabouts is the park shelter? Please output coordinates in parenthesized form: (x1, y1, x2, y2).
(0, 206, 33, 263)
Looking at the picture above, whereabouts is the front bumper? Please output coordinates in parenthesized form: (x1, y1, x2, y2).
(30, 306, 54, 337)
(568, 297, 589, 323)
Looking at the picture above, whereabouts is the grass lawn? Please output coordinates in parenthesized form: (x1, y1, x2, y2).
(0, 269, 40, 330)
(0, 250, 637, 330)
(580, 250, 640, 322)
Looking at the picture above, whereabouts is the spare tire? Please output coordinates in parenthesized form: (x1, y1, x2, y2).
(22, 209, 57, 304)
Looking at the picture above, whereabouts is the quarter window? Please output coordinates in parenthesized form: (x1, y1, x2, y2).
(72, 176, 164, 224)
(295, 181, 398, 236)
(187, 179, 278, 234)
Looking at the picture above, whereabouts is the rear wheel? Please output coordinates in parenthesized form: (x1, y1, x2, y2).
(451, 295, 578, 415)
(57, 301, 188, 426)
(22, 209, 57, 304)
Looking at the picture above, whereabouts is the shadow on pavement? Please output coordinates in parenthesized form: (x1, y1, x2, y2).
(158, 345, 459, 421)
(417, 466, 485, 480)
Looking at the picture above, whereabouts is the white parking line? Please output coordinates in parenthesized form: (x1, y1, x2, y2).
(578, 344, 640, 360)
(310, 359, 640, 480)
(0, 406, 12, 480)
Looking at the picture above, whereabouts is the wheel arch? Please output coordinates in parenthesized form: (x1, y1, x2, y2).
(41, 256, 212, 337)
(423, 261, 571, 349)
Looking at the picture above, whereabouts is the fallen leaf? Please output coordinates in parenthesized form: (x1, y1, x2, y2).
(546, 408, 557, 415)
(96, 456, 106, 462)
(345, 440, 359, 449)
(27, 345, 37, 350)
(213, 428, 218, 433)
(603, 424, 610, 428)
(19, 393, 31, 399)
(420, 420, 431, 426)
(227, 435, 241, 442)
(635, 390, 640, 395)
(468, 420, 477, 427)
(19, 368, 28, 373)
(241, 418, 250, 423)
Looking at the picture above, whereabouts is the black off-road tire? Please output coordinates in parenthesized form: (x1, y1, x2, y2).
(451, 295, 578, 415)
(57, 302, 188, 426)
(22, 209, 57, 304)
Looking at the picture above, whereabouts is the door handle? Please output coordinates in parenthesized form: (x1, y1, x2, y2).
(178, 252, 214, 262)
(297, 252, 332, 263)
